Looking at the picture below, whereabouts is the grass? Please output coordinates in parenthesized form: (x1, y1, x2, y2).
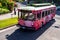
(0, 17, 18, 29)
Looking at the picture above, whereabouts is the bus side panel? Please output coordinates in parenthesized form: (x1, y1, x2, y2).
(18, 19, 25, 26)
(41, 17, 47, 25)
(45, 16, 49, 23)
(33, 20, 42, 30)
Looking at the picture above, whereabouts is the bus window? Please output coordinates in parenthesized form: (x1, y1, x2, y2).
(18, 11, 21, 18)
(52, 9, 54, 13)
(45, 11, 47, 16)
(48, 10, 50, 15)
(50, 10, 51, 14)
(42, 11, 44, 17)
(37, 13, 41, 19)
(20, 12, 35, 20)
(28, 13, 35, 20)
(23, 12, 28, 19)
(51, 9, 52, 13)
(51, 9, 54, 13)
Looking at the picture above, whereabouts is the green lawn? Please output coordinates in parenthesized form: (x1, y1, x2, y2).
(0, 17, 18, 29)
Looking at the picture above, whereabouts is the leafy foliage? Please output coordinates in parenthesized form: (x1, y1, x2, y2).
(0, 3, 2, 7)
(0, 0, 14, 11)
(7, 1, 14, 11)
(14, 0, 24, 2)
(0, 8, 10, 14)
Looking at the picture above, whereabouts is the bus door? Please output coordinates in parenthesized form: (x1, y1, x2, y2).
(33, 10, 42, 30)
(47, 10, 51, 21)
(36, 11, 42, 27)
(41, 10, 47, 24)
(44, 10, 49, 22)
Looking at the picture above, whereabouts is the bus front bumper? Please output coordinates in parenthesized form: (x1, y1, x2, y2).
(16, 24, 35, 30)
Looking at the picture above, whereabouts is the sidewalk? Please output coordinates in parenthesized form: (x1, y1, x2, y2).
(0, 10, 18, 20)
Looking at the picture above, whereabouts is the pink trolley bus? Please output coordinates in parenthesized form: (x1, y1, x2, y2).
(17, 3, 56, 30)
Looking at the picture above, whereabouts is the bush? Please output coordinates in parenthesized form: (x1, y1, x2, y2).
(7, 1, 14, 11)
(0, 3, 2, 7)
(0, 8, 10, 14)
(0, 0, 15, 12)
(14, 0, 24, 2)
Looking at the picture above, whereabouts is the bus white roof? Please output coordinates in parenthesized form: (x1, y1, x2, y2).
(18, 5, 56, 11)
(31, 3, 51, 6)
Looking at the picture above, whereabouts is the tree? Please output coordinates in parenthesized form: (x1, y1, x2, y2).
(0, 0, 14, 11)
(13, 0, 24, 2)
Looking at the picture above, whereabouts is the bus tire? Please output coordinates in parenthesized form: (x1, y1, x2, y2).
(19, 28, 26, 31)
(32, 27, 37, 31)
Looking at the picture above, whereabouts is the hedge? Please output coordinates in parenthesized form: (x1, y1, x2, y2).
(0, 8, 10, 14)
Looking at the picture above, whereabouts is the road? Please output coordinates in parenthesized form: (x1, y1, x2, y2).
(0, 11, 60, 40)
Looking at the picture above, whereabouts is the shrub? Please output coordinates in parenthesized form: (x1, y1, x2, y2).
(0, 3, 2, 7)
(7, 1, 14, 11)
(0, 0, 15, 12)
(14, 0, 24, 2)
(0, 8, 10, 14)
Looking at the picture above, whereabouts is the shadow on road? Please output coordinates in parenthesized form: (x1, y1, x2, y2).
(6, 19, 55, 40)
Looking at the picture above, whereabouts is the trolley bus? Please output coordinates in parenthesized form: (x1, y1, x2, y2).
(17, 3, 56, 30)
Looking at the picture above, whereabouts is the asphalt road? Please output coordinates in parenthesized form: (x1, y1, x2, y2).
(0, 11, 60, 40)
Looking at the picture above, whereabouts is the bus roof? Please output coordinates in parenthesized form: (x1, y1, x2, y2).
(18, 5, 56, 11)
(28, 3, 52, 7)
(32, 3, 51, 6)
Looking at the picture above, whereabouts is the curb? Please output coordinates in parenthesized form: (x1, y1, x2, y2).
(0, 12, 11, 16)
(0, 24, 17, 30)
(0, 24, 17, 33)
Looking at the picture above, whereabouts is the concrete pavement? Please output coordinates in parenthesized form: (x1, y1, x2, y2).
(0, 12, 18, 20)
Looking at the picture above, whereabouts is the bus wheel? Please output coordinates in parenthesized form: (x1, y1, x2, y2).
(19, 27, 26, 31)
(20, 28, 23, 30)
(32, 27, 37, 31)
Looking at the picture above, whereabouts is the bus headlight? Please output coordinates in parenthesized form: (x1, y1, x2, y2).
(32, 22, 33, 25)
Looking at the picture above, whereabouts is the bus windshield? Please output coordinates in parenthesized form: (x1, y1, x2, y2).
(20, 12, 35, 20)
